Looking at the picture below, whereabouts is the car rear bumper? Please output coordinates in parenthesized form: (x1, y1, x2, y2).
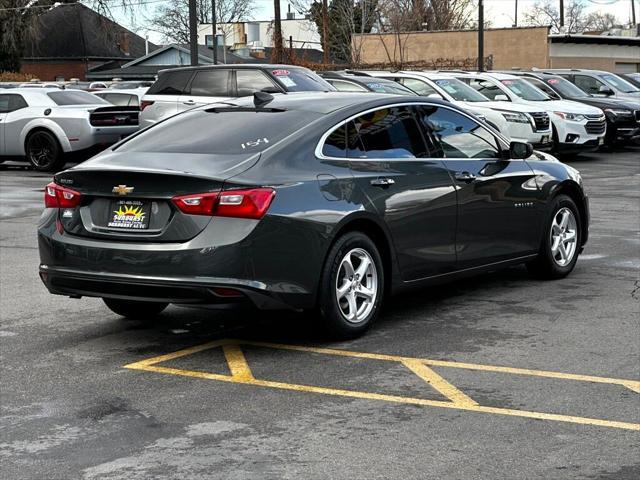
(39, 264, 302, 310)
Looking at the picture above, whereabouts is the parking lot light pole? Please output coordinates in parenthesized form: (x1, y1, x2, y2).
(478, 0, 484, 71)
(188, 0, 198, 66)
(211, 0, 218, 64)
(559, 0, 564, 28)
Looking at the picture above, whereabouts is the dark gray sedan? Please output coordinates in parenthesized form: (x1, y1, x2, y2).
(38, 93, 589, 338)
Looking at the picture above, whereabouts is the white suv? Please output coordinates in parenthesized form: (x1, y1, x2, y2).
(452, 72, 606, 154)
(139, 65, 334, 129)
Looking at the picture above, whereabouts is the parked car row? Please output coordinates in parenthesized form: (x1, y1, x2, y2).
(1, 65, 638, 172)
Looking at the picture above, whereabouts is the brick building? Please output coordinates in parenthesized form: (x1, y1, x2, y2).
(20, 3, 154, 81)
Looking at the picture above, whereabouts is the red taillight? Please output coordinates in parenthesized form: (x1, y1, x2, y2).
(140, 100, 154, 111)
(45, 182, 82, 208)
(172, 188, 275, 219)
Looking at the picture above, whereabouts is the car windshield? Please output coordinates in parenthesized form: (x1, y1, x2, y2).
(546, 77, 589, 98)
(47, 90, 108, 105)
(271, 68, 334, 92)
(118, 108, 323, 155)
(433, 78, 489, 102)
(500, 79, 551, 101)
(600, 74, 640, 93)
(363, 80, 415, 95)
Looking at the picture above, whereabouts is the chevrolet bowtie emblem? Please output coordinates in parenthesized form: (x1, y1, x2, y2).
(112, 185, 134, 195)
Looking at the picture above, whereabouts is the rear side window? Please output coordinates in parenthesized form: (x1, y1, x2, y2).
(271, 68, 333, 92)
(236, 70, 277, 96)
(348, 106, 428, 159)
(0, 94, 28, 112)
(47, 91, 107, 105)
(417, 106, 500, 159)
(146, 70, 193, 95)
(329, 80, 368, 92)
(118, 109, 322, 155)
(189, 70, 230, 96)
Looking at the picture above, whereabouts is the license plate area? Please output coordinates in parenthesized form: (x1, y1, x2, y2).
(540, 135, 550, 144)
(108, 199, 150, 230)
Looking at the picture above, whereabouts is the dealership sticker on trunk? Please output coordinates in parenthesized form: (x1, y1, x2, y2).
(109, 200, 150, 229)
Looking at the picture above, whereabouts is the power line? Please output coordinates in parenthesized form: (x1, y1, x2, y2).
(0, 0, 167, 13)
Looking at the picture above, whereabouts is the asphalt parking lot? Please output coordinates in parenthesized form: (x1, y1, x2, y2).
(1, 148, 639, 480)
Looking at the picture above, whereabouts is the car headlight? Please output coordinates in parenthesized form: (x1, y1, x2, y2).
(499, 111, 531, 124)
(554, 112, 586, 121)
(604, 108, 633, 117)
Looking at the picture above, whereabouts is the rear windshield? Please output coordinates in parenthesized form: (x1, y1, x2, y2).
(271, 68, 334, 92)
(117, 108, 322, 154)
(47, 91, 108, 105)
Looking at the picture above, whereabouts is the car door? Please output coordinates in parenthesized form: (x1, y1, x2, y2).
(342, 105, 458, 280)
(0, 93, 29, 156)
(416, 105, 542, 269)
(179, 69, 232, 111)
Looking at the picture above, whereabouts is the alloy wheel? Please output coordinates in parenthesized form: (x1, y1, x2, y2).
(27, 133, 55, 167)
(335, 247, 378, 324)
(550, 207, 578, 267)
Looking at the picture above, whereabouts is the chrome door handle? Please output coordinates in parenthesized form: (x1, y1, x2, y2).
(370, 178, 395, 187)
(182, 100, 196, 105)
(454, 171, 476, 183)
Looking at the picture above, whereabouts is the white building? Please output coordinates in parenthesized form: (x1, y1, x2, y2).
(197, 18, 322, 52)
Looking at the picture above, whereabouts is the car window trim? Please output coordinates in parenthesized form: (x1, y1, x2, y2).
(315, 101, 508, 162)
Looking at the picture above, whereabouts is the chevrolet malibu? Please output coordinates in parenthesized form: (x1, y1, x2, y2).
(38, 93, 589, 338)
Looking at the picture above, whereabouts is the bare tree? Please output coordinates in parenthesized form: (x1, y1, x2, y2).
(584, 12, 620, 31)
(523, 0, 592, 33)
(149, 0, 254, 45)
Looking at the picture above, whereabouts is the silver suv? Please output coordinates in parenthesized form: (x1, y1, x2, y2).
(139, 64, 334, 129)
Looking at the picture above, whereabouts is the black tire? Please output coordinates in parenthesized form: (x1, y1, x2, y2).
(103, 298, 168, 320)
(317, 231, 385, 339)
(527, 194, 581, 279)
(25, 130, 65, 172)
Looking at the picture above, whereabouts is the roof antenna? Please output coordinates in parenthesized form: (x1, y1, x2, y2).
(253, 91, 274, 108)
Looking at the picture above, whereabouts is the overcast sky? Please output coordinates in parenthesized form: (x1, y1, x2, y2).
(111, 0, 638, 45)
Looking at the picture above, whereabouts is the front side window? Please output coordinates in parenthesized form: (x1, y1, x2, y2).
(236, 70, 277, 96)
(465, 78, 508, 101)
(47, 91, 107, 105)
(526, 78, 560, 99)
(433, 78, 489, 102)
(397, 78, 439, 97)
(417, 106, 500, 159)
(189, 70, 230, 96)
(0, 94, 28, 112)
(500, 79, 550, 101)
(574, 75, 605, 95)
(348, 106, 428, 159)
(546, 77, 588, 98)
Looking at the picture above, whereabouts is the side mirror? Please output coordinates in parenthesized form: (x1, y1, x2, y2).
(509, 141, 533, 159)
(597, 85, 614, 96)
(494, 94, 509, 101)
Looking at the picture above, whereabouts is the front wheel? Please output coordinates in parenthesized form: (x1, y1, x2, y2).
(527, 194, 581, 279)
(25, 130, 65, 172)
(103, 298, 168, 320)
(317, 232, 384, 339)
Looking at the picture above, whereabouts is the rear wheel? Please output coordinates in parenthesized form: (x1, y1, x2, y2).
(103, 298, 168, 320)
(25, 130, 65, 172)
(527, 194, 581, 279)
(317, 232, 384, 339)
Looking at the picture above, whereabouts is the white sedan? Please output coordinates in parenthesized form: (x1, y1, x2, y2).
(0, 88, 139, 171)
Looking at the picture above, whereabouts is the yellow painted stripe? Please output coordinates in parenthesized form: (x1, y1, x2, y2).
(123, 339, 228, 369)
(235, 340, 639, 391)
(222, 344, 254, 381)
(402, 359, 478, 406)
(125, 362, 640, 431)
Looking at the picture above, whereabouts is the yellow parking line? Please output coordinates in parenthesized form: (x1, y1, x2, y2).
(402, 359, 478, 406)
(222, 344, 255, 381)
(123, 340, 640, 431)
(238, 340, 639, 392)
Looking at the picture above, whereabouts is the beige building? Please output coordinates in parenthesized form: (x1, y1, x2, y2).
(352, 26, 640, 72)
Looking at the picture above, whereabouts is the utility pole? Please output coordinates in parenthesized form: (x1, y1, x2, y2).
(211, 0, 217, 64)
(188, 0, 198, 66)
(514, 0, 518, 27)
(478, 0, 484, 71)
(322, 0, 329, 64)
(631, 0, 636, 27)
(559, 0, 564, 29)
(273, 0, 283, 63)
